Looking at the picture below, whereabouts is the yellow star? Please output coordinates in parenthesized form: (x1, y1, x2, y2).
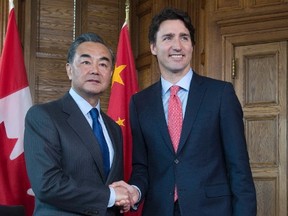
(111, 65, 126, 87)
(116, 117, 125, 127)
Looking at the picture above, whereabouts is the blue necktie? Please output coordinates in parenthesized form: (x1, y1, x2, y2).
(90, 108, 110, 178)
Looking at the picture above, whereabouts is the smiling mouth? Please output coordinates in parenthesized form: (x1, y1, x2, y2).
(169, 54, 184, 59)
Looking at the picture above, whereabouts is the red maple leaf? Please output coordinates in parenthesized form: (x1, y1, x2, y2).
(0, 121, 18, 163)
(0, 121, 34, 213)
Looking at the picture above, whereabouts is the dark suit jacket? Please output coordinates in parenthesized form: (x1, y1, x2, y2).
(129, 73, 257, 216)
(24, 93, 123, 216)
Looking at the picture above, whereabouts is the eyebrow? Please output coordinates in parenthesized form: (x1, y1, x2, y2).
(162, 33, 174, 38)
(99, 56, 111, 63)
(162, 32, 190, 38)
(179, 33, 191, 37)
(79, 54, 111, 62)
(80, 54, 92, 59)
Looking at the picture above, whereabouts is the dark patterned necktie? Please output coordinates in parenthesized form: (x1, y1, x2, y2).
(90, 108, 110, 178)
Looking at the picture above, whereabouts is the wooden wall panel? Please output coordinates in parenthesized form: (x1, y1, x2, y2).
(131, 0, 154, 90)
(137, 13, 150, 57)
(31, 0, 73, 104)
(86, 0, 123, 52)
(245, 54, 277, 104)
(37, 0, 74, 55)
(215, 0, 243, 11)
(251, 0, 285, 7)
(255, 177, 278, 216)
(35, 58, 70, 103)
(246, 117, 278, 166)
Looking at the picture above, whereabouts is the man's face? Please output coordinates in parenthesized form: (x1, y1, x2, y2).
(66, 41, 113, 103)
(150, 19, 193, 77)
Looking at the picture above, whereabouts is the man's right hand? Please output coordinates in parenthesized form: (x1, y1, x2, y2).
(110, 181, 140, 213)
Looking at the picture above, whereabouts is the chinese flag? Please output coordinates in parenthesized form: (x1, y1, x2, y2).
(107, 22, 142, 215)
(0, 1, 34, 215)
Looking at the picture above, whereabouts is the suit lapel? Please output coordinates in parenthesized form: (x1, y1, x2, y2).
(177, 73, 207, 153)
(149, 82, 176, 153)
(61, 93, 107, 181)
(101, 111, 120, 182)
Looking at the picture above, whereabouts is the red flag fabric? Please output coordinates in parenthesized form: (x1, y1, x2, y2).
(107, 22, 142, 215)
(0, 2, 34, 215)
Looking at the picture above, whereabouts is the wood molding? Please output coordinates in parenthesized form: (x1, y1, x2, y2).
(216, 11, 288, 36)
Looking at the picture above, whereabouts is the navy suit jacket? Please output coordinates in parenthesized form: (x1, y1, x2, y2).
(24, 93, 123, 216)
(129, 73, 256, 216)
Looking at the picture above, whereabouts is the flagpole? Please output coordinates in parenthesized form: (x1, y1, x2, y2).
(125, 0, 129, 28)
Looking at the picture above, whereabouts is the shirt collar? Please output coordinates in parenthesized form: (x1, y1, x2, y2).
(161, 69, 193, 96)
(69, 88, 101, 116)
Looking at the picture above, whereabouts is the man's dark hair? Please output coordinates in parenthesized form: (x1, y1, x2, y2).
(148, 8, 195, 45)
(66, 32, 115, 67)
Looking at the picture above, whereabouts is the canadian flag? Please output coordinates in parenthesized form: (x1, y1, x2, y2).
(0, 0, 34, 215)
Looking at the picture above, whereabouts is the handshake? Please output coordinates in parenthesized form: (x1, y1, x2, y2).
(109, 181, 140, 213)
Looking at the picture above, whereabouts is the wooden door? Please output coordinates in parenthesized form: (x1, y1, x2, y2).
(202, 1, 288, 215)
(226, 41, 287, 216)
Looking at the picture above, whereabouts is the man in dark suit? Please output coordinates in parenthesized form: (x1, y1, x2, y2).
(24, 33, 129, 215)
(112, 8, 257, 216)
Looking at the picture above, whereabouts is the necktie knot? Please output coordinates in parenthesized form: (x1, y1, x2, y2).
(170, 85, 180, 96)
(90, 108, 99, 120)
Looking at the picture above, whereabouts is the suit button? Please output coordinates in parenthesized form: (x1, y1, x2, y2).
(85, 210, 99, 215)
(174, 159, 179, 164)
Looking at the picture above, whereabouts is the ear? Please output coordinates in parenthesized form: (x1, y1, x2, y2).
(109, 68, 113, 78)
(66, 63, 72, 80)
(150, 43, 157, 56)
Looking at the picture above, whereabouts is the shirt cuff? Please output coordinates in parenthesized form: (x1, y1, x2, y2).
(108, 187, 116, 207)
(131, 185, 141, 210)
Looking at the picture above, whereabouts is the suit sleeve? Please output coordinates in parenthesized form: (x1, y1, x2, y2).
(220, 83, 257, 216)
(128, 96, 149, 202)
(24, 105, 111, 215)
